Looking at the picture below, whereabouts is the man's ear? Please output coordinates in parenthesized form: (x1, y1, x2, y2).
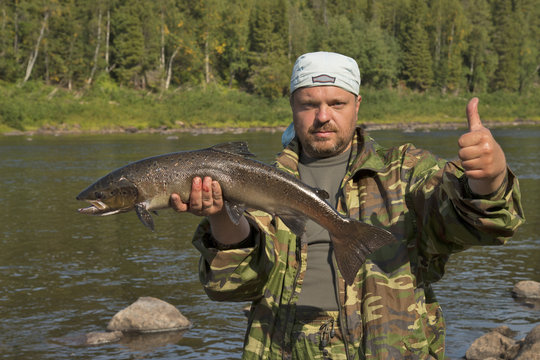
(356, 95, 362, 112)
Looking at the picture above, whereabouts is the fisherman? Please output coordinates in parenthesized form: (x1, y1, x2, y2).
(170, 52, 525, 359)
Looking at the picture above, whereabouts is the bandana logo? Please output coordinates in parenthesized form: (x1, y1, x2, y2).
(312, 74, 336, 84)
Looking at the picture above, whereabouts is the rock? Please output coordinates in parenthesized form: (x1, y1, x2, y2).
(493, 325, 519, 339)
(120, 330, 187, 352)
(465, 328, 518, 360)
(107, 297, 191, 333)
(515, 324, 540, 360)
(512, 281, 540, 299)
(84, 331, 123, 345)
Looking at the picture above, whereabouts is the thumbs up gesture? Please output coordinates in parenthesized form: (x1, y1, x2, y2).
(458, 98, 507, 195)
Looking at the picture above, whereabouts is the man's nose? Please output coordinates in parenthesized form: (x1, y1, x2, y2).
(315, 105, 331, 123)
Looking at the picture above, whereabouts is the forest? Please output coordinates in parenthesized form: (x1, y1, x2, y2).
(2, 0, 539, 95)
(0, 0, 539, 132)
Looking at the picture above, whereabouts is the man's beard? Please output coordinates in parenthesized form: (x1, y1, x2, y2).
(300, 124, 352, 158)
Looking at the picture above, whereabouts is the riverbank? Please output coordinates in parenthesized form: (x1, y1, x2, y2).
(2, 81, 540, 135)
(3, 118, 539, 137)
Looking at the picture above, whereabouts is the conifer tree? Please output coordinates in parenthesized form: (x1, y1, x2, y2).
(111, 1, 146, 87)
(462, 0, 496, 92)
(247, 0, 290, 98)
(491, 0, 521, 91)
(515, 0, 540, 92)
(428, 0, 469, 93)
(400, 0, 434, 91)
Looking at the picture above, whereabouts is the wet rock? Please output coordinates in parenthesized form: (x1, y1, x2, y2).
(107, 297, 191, 333)
(493, 325, 519, 339)
(53, 331, 124, 346)
(120, 330, 187, 352)
(84, 331, 123, 345)
(466, 325, 540, 360)
(512, 281, 540, 299)
(515, 324, 540, 360)
(465, 326, 519, 360)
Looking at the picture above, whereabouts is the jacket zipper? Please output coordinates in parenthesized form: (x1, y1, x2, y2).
(282, 235, 303, 360)
(333, 254, 352, 360)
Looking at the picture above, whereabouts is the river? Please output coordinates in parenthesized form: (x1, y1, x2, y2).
(0, 127, 538, 359)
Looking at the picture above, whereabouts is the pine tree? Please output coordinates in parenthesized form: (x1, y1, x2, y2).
(247, 0, 290, 98)
(0, 1, 19, 81)
(462, 0, 496, 92)
(491, 0, 521, 91)
(515, 0, 540, 92)
(216, 0, 253, 88)
(354, 20, 400, 88)
(400, 0, 434, 91)
(288, 0, 314, 60)
(428, 0, 469, 93)
(46, 0, 87, 89)
(111, 1, 146, 88)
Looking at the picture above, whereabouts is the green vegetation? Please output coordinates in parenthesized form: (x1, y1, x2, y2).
(0, 79, 292, 133)
(0, 0, 538, 133)
(1, 0, 539, 95)
(1, 80, 538, 134)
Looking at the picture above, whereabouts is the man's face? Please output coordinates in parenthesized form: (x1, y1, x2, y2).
(291, 86, 361, 158)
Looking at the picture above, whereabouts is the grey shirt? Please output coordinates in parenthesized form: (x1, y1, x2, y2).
(296, 147, 351, 310)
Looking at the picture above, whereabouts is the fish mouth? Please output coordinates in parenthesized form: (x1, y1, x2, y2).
(77, 200, 122, 216)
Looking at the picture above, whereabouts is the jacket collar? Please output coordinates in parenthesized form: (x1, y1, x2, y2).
(276, 127, 387, 177)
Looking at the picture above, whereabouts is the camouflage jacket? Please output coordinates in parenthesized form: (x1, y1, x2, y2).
(192, 128, 525, 359)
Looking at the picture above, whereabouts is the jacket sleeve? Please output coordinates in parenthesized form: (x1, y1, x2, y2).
(191, 212, 275, 302)
(404, 146, 525, 281)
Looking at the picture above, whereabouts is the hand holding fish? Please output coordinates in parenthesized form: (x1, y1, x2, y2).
(170, 176, 251, 246)
(458, 98, 507, 195)
(170, 177, 223, 216)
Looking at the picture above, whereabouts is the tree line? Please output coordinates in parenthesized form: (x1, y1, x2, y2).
(0, 0, 538, 99)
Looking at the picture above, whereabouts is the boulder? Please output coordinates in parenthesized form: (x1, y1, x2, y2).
(512, 281, 540, 299)
(84, 331, 123, 345)
(107, 297, 191, 333)
(465, 326, 520, 360)
(515, 324, 540, 360)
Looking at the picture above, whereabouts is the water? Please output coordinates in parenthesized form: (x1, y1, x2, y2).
(0, 128, 538, 359)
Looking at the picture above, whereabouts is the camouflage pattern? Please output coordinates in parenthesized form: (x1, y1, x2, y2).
(291, 311, 352, 359)
(191, 127, 525, 359)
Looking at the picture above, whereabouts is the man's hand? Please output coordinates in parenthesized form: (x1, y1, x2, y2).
(170, 176, 250, 245)
(170, 176, 224, 216)
(458, 98, 507, 195)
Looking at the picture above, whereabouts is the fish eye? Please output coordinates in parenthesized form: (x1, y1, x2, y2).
(94, 191, 105, 199)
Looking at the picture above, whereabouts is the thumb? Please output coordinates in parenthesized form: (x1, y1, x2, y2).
(466, 97, 483, 132)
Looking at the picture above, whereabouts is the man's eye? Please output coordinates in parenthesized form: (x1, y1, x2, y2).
(301, 103, 316, 110)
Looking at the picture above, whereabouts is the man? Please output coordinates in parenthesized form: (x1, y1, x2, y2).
(170, 52, 524, 359)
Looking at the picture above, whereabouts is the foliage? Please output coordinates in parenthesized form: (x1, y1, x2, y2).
(0, 0, 537, 96)
(1, 81, 539, 133)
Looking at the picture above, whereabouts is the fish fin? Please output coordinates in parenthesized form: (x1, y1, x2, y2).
(278, 214, 307, 237)
(315, 189, 329, 200)
(135, 203, 155, 231)
(331, 220, 396, 286)
(224, 201, 245, 225)
(211, 142, 255, 157)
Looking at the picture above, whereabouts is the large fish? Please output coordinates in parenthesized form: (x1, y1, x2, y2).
(76, 142, 396, 285)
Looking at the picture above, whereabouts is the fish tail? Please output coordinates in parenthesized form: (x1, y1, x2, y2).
(331, 219, 396, 286)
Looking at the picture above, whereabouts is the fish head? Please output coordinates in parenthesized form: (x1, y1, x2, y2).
(76, 176, 138, 216)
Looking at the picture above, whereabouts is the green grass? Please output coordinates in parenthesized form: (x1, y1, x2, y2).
(358, 87, 540, 124)
(1, 79, 539, 134)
